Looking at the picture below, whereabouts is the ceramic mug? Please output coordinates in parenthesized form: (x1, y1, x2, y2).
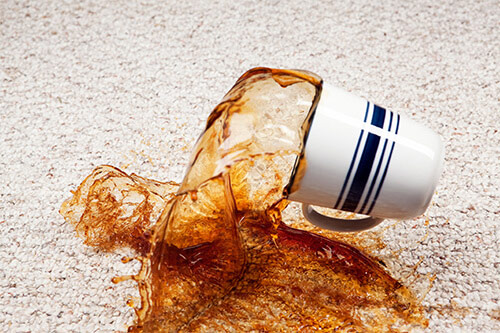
(287, 83, 444, 232)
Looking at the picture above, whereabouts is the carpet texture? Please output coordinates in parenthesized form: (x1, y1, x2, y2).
(1, 0, 499, 331)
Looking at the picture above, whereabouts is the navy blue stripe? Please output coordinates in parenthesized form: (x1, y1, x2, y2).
(371, 105, 386, 128)
(341, 105, 386, 212)
(334, 102, 370, 209)
(366, 113, 400, 215)
(359, 110, 393, 214)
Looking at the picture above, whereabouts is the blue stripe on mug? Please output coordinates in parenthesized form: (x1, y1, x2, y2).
(341, 105, 386, 212)
(334, 101, 370, 209)
(359, 111, 394, 214)
(366, 113, 400, 215)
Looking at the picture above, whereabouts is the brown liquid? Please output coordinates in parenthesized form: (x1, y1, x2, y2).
(61, 68, 428, 332)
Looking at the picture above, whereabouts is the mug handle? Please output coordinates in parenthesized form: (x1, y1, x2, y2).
(302, 204, 384, 232)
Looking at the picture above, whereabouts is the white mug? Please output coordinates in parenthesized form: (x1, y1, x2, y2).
(288, 84, 444, 232)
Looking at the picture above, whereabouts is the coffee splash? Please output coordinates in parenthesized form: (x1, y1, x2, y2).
(61, 68, 428, 331)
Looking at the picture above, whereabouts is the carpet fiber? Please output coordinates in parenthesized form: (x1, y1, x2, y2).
(1, 0, 499, 331)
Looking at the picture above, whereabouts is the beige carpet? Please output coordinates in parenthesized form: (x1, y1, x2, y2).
(1, 0, 499, 331)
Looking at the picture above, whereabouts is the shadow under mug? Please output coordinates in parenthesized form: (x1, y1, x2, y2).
(287, 84, 444, 232)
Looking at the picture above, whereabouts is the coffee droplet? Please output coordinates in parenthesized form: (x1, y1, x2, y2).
(61, 67, 428, 331)
(121, 256, 132, 264)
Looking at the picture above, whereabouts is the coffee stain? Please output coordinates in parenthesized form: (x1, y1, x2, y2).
(427, 301, 472, 325)
(61, 67, 429, 331)
(489, 308, 500, 322)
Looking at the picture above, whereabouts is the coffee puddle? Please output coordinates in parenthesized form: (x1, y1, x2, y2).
(61, 68, 428, 331)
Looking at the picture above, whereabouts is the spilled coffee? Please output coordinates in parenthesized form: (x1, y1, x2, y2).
(61, 68, 428, 331)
